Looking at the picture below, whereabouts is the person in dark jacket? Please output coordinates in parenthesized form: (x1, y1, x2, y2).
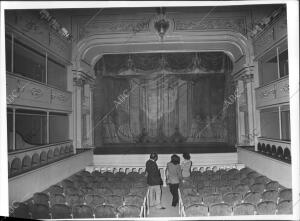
(145, 152, 165, 209)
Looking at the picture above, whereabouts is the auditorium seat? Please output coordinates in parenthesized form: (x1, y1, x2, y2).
(234, 184, 250, 197)
(261, 190, 279, 203)
(124, 195, 144, 207)
(72, 204, 94, 218)
(64, 186, 81, 196)
(250, 183, 265, 194)
(33, 192, 50, 206)
(185, 204, 208, 216)
(61, 179, 74, 189)
(223, 192, 242, 206)
(84, 194, 106, 208)
(50, 193, 66, 206)
(256, 201, 277, 215)
(216, 185, 232, 196)
(228, 178, 240, 187)
(105, 195, 123, 208)
(202, 193, 223, 206)
(111, 187, 129, 197)
(94, 204, 116, 218)
(265, 181, 280, 191)
(243, 191, 261, 205)
(233, 203, 256, 215)
(279, 189, 292, 202)
(276, 200, 293, 214)
(117, 205, 140, 218)
(95, 187, 113, 196)
(255, 176, 270, 185)
(129, 187, 147, 197)
(66, 194, 84, 207)
(240, 177, 255, 186)
(50, 204, 72, 219)
(11, 202, 31, 219)
(199, 186, 216, 196)
(80, 186, 95, 195)
(181, 187, 197, 196)
(47, 185, 64, 195)
(209, 203, 232, 216)
(31, 203, 51, 219)
(182, 195, 202, 207)
(247, 171, 260, 179)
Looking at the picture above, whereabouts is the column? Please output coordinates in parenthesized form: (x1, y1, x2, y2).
(236, 79, 246, 145)
(243, 74, 256, 146)
(73, 76, 84, 151)
(88, 82, 95, 147)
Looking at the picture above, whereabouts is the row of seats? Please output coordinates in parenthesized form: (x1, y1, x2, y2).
(12, 202, 142, 219)
(11, 169, 148, 219)
(184, 200, 292, 216)
(180, 167, 293, 216)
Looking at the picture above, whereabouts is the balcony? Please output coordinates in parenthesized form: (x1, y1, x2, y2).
(255, 76, 289, 108)
(6, 73, 72, 112)
(8, 140, 74, 178)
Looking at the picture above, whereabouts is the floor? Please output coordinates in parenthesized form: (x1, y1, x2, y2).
(148, 186, 181, 217)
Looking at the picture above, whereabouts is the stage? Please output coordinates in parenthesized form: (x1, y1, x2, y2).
(93, 142, 236, 154)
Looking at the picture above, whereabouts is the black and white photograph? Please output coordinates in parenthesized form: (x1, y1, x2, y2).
(0, 1, 299, 220)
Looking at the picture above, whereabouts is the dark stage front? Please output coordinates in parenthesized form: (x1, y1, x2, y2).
(93, 142, 236, 154)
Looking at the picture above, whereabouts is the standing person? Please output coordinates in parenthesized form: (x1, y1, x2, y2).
(166, 154, 182, 207)
(145, 153, 165, 209)
(181, 153, 192, 182)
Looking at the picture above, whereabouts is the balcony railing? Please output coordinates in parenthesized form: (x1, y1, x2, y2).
(255, 76, 289, 108)
(8, 140, 74, 178)
(6, 73, 72, 112)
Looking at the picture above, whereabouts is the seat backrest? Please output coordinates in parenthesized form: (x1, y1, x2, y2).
(262, 190, 279, 203)
(243, 191, 262, 205)
(265, 181, 279, 191)
(234, 184, 250, 196)
(33, 192, 49, 206)
(182, 195, 202, 207)
(61, 179, 74, 189)
(202, 194, 222, 206)
(233, 203, 256, 215)
(182, 187, 197, 196)
(279, 189, 292, 202)
(217, 185, 232, 196)
(209, 203, 232, 216)
(66, 194, 83, 207)
(72, 204, 94, 218)
(84, 194, 106, 207)
(94, 204, 116, 218)
(185, 204, 208, 216)
(223, 192, 242, 206)
(247, 171, 260, 179)
(256, 201, 277, 215)
(11, 202, 31, 219)
(51, 204, 72, 219)
(255, 176, 270, 184)
(117, 205, 140, 218)
(124, 195, 144, 206)
(50, 193, 66, 206)
(277, 200, 293, 214)
(31, 203, 51, 219)
(250, 183, 266, 194)
(240, 177, 255, 186)
(105, 195, 123, 208)
(47, 185, 64, 195)
(96, 187, 113, 196)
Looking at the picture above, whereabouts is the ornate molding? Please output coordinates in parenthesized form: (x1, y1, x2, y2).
(30, 87, 43, 99)
(78, 19, 150, 39)
(174, 17, 246, 35)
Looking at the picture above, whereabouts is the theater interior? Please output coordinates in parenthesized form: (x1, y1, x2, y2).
(1, 2, 299, 219)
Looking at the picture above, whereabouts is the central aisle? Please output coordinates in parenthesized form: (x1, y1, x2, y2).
(148, 186, 181, 217)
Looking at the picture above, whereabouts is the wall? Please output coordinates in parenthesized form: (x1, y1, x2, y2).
(8, 150, 93, 205)
(237, 147, 291, 188)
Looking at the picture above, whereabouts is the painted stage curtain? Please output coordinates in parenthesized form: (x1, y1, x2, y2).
(93, 74, 226, 145)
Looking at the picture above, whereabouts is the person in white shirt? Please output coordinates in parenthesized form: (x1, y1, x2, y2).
(181, 153, 192, 182)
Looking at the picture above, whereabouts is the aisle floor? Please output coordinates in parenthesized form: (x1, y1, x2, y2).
(148, 186, 181, 217)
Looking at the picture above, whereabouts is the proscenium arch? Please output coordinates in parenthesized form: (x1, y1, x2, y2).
(72, 30, 253, 77)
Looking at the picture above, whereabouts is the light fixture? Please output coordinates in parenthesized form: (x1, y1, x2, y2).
(154, 7, 170, 41)
(39, 9, 73, 41)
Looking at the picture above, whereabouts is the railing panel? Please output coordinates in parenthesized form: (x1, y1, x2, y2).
(255, 77, 289, 108)
(7, 73, 72, 112)
(8, 141, 73, 178)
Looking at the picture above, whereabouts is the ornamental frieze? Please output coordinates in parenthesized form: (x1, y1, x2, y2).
(174, 17, 246, 35)
(78, 19, 150, 39)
